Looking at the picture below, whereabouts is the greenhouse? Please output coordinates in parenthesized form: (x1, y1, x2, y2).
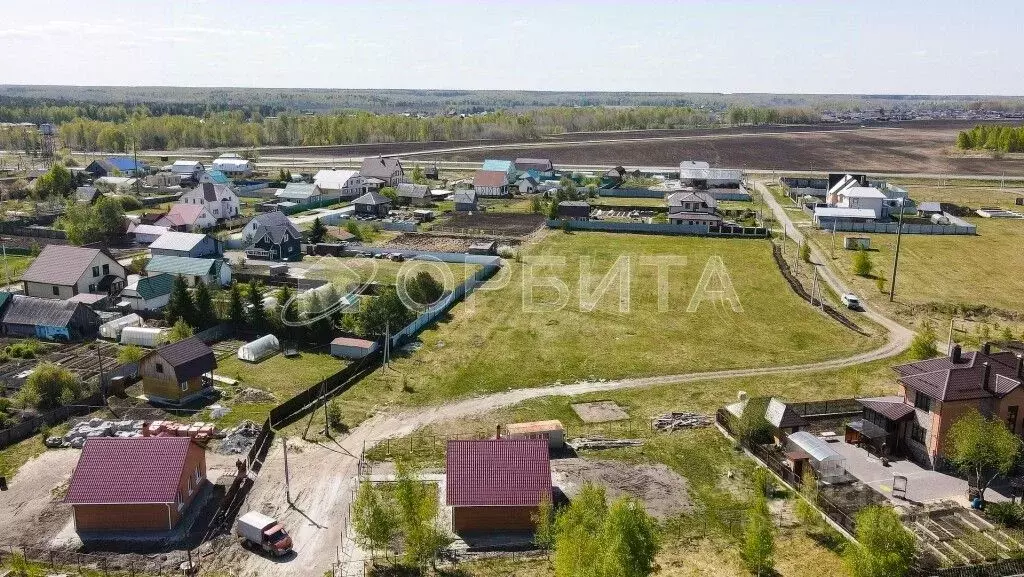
(120, 326, 166, 348)
(238, 334, 280, 362)
(99, 314, 143, 340)
(785, 431, 848, 483)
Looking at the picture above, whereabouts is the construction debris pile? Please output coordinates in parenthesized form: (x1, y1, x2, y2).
(215, 420, 262, 454)
(567, 437, 645, 451)
(43, 418, 220, 449)
(233, 387, 277, 403)
(651, 412, 714, 432)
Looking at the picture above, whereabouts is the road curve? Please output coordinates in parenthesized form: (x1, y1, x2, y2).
(225, 185, 913, 576)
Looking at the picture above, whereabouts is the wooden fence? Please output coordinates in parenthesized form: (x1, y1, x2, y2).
(0, 392, 104, 449)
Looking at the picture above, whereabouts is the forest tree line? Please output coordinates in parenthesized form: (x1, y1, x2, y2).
(1, 104, 824, 153)
(956, 124, 1024, 153)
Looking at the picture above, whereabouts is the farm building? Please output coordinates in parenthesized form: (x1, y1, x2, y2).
(353, 191, 392, 217)
(242, 211, 303, 262)
(238, 334, 280, 362)
(156, 203, 218, 231)
(453, 190, 478, 212)
(446, 439, 552, 534)
(468, 241, 497, 255)
(480, 159, 516, 183)
(149, 231, 223, 259)
(359, 156, 404, 187)
(145, 172, 181, 188)
(473, 171, 511, 198)
(211, 156, 252, 178)
(65, 437, 206, 532)
(179, 182, 240, 221)
(140, 336, 217, 404)
(556, 201, 590, 221)
(128, 223, 170, 244)
(21, 245, 126, 300)
(396, 183, 431, 207)
(171, 160, 205, 181)
(0, 293, 101, 341)
(118, 273, 175, 311)
(330, 336, 379, 359)
(504, 420, 565, 449)
(145, 255, 232, 287)
(514, 158, 554, 178)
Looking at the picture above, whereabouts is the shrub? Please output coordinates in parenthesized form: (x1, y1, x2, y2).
(852, 247, 873, 277)
(987, 502, 1024, 527)
(17, 363, 83, 411)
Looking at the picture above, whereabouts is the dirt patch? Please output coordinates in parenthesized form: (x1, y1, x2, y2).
(552, 458, 692, 520)
(571, 400, 629, 423)
(437, 212, 546, 237)
(384, 232, 493, 253)
(0, 449, 79, 547)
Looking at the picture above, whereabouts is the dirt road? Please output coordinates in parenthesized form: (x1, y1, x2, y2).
(223, 185, 913, 576)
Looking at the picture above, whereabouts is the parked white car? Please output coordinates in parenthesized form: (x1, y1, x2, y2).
(841, 293, 861, 310)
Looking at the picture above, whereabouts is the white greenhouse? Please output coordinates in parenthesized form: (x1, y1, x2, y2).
(120, 326, 166, 348)
(99, 314, 143, 340)
(786, 431, 847, 483)
(238, 334, 280, 362)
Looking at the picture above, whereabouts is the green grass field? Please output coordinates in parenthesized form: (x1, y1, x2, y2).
(1, 254, 34, 283)
(808, 182, 1024, 329)
(337, 231, 884, 426)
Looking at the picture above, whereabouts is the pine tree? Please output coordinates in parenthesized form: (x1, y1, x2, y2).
(166, 275, 195, 327)
(193, 281, 216, 329)
(227, 281, 247, 328)
(308, 217, 327, 244)
(247, 279, 266, 332)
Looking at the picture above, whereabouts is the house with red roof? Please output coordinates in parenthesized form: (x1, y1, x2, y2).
(445, 439, 552, 534)
(851, 343, 1024, 468)
(156, 203, 218, 232)
(65, 437, 207, 532)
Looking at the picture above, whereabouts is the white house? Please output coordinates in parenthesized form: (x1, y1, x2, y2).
(179, 182, 240, 220)
(119, 273, 175, 312)
(211, 156, 253, 178)
(833, 187, 886, 219)
(156, 204, 218, 231)
(21, 245, 126, 300)
(313, 169, 369, 200)
(128, 223, 170, 244)
(275, 182, 338, 204)
(678, 160, 743, 187)
(170, 160, 205, 181)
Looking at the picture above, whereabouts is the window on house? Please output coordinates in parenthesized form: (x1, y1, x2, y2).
(102, 264, 109, 275)
(52, 285, 59, 296)
(914, 391, 932, 412)
(92, 266, 99, 277)
(1008, 406, 1019, 433)
(911, 422, 927, 444)
(176, 490, 184, 510)
(155, 362, 164, 374)
(180, 381, 189, 392)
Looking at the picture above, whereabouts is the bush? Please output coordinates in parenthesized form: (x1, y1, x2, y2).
(852, 247, 873, 277)
(17, 363, 84, 411)
(327, 400, 348, 433)
(115, 195, 143, 211)
(987, 502, 1024, 527)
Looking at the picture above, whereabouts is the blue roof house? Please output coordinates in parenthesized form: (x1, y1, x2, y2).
(481, 160, 516, 184)
(106, 157, 151, 176)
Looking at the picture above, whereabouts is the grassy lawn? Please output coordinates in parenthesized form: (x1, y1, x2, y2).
(0, 432, 46, 479)
(297, 256, 481, 288)
(1, 254, 34, 283)
(211, 351, 348, 427)
(807, 181, 1024, 332)
(478, 197, 535, 213)
(337, 231, 885, 426)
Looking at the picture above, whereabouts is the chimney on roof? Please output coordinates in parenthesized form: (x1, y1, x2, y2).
(983, 362, 993, 394)
(1017, 354, 1023, 379)
(951, 344, 962, 363)
(982, 342, 992, 356)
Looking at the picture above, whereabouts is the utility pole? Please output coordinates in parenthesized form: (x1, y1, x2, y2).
(889, 199, 906, 302)
(2, 243, 9, 288)
(322, 377, 330, 438)
(948, 317, 956, 356)
(283, 436, 291, 505)
(831, 219, 837, 259)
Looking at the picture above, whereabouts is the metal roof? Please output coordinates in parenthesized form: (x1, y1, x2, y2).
(765, 398, 808, 429)
(354, 191, 391, 206)
(150, 336, 216, 381)
(454, 190, 477, 204)
(146, 255, 219, 276)
(149, 231, 208, 252)
(446, 439, 551, 507)
(124, 273, 175, 301)
(1, 294, 90, 327)
(396, 183, 429, 198)
(331, 336, 377, 349)
(786, 431, 843, 464)
(247, 211, 301, 245)
(893, 349, 1023, 401)
(107, 157, 149, 172)
(813, 207, 878, 219)
(514, 158, 553, 172)
(473, 170, 508, 188)
(857, 396, 915, 421)
(314, 169, 359, 190)
(275, 182, 318, 200)
(65, 437, 193, 505)
(358, 157, 402, 180)
(21, 245, 105, 286)
(161, 204, 211, 226)
(482, 159, 513, 173)
(840, 186, 887, 199)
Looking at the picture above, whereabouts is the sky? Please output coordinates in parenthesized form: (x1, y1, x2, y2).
(0, 0, 1020, 95)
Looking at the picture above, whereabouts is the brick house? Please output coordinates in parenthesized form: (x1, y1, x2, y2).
(852, 344, 1024, 468)
(65, 437, 207, 532)
(139, 337, 217, 405)
(446, 439, 552, 534)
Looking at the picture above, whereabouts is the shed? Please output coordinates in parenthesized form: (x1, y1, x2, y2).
(557, 201, 591, 220)
(65, 437, 206, 532)
(99, 314, 143, 340)
(785, 431, 846, 483)
(0, 294, 101, 341)
(139, 337, 217, 405)
(453, 190, 478, 212)
(120, 326, 166, 348)
(446, 439, 552, 534)
(503, 420, 565, 449)
(468, 241, 497, 255)
(330, 337, 379, 359)
(843, 236, 871, 250)
(353, 191, 392, 218)
(238, 334, 280, 363)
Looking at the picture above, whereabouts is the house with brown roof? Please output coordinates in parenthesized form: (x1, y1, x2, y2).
(853, 343, 1024, 468)
(514, 158, 555, 178)
(65, 437, 207, 532)
(473, 170, 511, 198)
(359, 156, 404, 187)
(140, 337, 217, 405)
(446, 439, 552, 534)
(21, 245, 126, 300)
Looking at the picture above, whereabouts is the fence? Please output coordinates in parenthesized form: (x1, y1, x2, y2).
(816, 218, 977, 235)
(0, 221, 66, 239)
(138, 193, 181, 207)
(0, 545, 185, 577)
(788, 398, 863, 418)
(595, 187, 664, 198)
(929, 559, 1024, 577)
(0, 392, 104, 449)
(547, 219, 768, 237)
